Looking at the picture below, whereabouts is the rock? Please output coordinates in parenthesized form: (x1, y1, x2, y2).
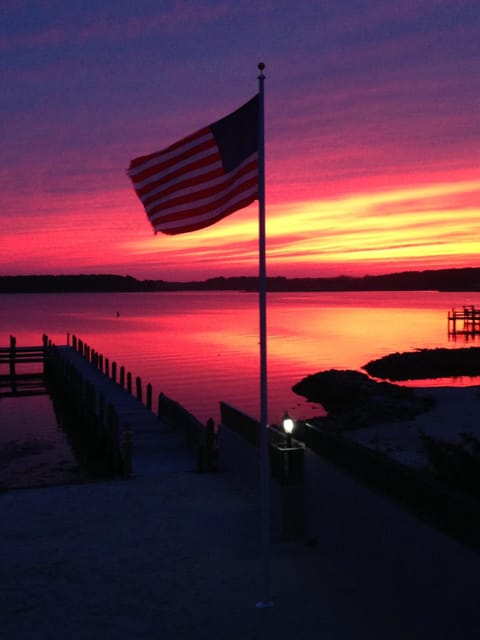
(363, 347, 480, 381)
(292, 369, 435, 429)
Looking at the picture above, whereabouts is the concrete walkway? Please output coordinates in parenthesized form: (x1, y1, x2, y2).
(1, 445, 479, 639)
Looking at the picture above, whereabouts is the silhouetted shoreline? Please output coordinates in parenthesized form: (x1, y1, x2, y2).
(293, 348, 480, 428)
(2, 266, 480, 293)
(364, 347, 480, 381)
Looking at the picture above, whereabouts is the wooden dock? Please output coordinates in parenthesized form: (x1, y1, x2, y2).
(0, 335, 49, 397)
(448, 305, 480, 337)
(44, 335, 215, 478)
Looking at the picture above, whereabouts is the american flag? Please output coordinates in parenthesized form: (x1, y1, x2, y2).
(127, 95, 259, 235)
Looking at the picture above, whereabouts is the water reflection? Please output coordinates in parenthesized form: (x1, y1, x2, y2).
(0, 373, 115, 489)
(2, 290, 480, 429)
(0, 392, 89, 489)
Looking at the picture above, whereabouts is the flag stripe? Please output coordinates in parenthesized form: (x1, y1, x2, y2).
(131, 137, 218, 192)
(129, 132, 219, 195)
(146, 155, 257, 217)
(143, 165, 225, 209)
(128, 95, 259, 235)
(128, 128, 213, 177)
(154, 184, 258, 234)
(149, 158, 258, 232)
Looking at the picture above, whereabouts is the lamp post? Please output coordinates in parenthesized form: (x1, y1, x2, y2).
(282, 412, 295, 447)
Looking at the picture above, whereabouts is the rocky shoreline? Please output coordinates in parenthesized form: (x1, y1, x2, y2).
(363, 346, 480, 381)
(292, 346, 480, 429)
(292, 369, 435, 429)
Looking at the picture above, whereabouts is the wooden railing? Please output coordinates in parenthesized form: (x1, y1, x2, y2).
(66, 334, 217, 472)
(0, 334, 49, 377)
(448, 305, 480, 336)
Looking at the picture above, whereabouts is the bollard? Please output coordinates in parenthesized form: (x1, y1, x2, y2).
(98, 392, 105, 425)
(123, 426, 133, 477)
(120, 366, 125, 387)
(136, 376, 142, 402)
(9, 335, 16, 378)
(270, 442, 305, 540)
(127, 372, 132, 393)
(106, 404, 121, 472)
(111, 361, 117, 383)
(157, 392, 164, 418)
(146, 383, 152, 409)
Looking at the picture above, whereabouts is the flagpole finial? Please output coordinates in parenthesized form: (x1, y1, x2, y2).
(258, 62, 265, 76)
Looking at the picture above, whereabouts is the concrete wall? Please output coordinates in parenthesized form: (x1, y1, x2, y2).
(217, 423, 260, 489)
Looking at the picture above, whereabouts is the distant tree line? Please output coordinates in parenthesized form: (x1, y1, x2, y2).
(1, 267, 480, 293)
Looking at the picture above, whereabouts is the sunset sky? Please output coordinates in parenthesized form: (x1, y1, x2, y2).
(1, 1, 479, 281)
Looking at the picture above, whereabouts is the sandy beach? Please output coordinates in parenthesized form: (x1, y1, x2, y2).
(345, 384, 480, 468)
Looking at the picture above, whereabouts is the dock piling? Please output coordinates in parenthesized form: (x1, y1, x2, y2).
(448, 305, 480, 338)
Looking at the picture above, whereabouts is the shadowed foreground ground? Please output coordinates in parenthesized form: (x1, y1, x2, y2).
(1, 437, 480, 639)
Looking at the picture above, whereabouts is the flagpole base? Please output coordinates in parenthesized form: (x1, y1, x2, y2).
(256, 600, 274, 609)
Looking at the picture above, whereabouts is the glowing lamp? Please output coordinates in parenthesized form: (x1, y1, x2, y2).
(282, 412, 295, 447)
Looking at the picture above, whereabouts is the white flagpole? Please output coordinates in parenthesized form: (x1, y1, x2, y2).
(256, 62, 273, 609)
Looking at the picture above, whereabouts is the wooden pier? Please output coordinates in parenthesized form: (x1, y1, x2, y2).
(448, 305, 480, 338)
(44, 335, 216, 478)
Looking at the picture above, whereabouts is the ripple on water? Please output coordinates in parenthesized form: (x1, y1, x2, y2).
(0, 393, 95, 489)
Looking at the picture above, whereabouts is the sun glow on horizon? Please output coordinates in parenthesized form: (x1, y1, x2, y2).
(2, 176, 479, 280)
(119, 176, 480, 277)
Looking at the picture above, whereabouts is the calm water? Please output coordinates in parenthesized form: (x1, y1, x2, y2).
(1, 290, 479, 486)
(1, 289, 479, 423)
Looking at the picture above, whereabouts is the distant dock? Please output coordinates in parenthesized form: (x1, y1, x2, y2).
(448, 305, 480, 338)
(0, 335, 48, 397)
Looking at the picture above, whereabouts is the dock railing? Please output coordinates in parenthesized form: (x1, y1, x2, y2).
(0, 334, 49, 378)
(448, 305, 480, 337)
(66, 334, 217, 472)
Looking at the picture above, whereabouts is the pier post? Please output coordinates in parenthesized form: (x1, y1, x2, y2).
(99, 392, 105, 426)
(123, 426, 133, 477)
(120, 366, 125, 387)
(127, 372, 132, 393)
(136, 376, 142, 402)
(9, 335, 16, 379)
(106, 404, 120, 472)
(112, 361, 117, 383)
(157, 392, 164, 418)
(42, 334, 48, 373)
(146, 383, 152, 409)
